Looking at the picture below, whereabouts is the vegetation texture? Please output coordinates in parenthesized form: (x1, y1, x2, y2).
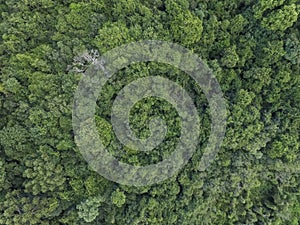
(0, 0, 299, 224)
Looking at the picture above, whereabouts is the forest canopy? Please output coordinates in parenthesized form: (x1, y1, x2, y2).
(0, 0, 299, 224)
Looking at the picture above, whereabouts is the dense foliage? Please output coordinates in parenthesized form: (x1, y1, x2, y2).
(0, 0, 299, 224)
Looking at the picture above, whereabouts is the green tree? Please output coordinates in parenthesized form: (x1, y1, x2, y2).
(261, 4, 299, 31)
(111, 189, 126, 207)
(77, 195, 105, 223)
(167, 1, 203, 46)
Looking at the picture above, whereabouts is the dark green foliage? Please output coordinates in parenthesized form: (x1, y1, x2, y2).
(0, 0, 299, 224)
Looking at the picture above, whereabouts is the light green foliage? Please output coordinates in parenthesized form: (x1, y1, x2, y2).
(221, 46, 239, 68)
(0, 83, 6, 94)
(0, 125, 31, 160)
(23, 147, 66, 195)
(2, 78, 22, 94)
(230, 14, 248, 34)
(261, 4, 299, 31)
(0, 190, 60, 225)
(0, 160, 6, 191)
(253, 0, 286, 19)
(243, 67, 272, 93)
(111, 189, 126, 207)
(77, 195, 105, 222)
(94, 22, 133, 53)
(167, 1, 203, 46)
(259, 40, 286, 65)
(95, 115, 113, 147)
